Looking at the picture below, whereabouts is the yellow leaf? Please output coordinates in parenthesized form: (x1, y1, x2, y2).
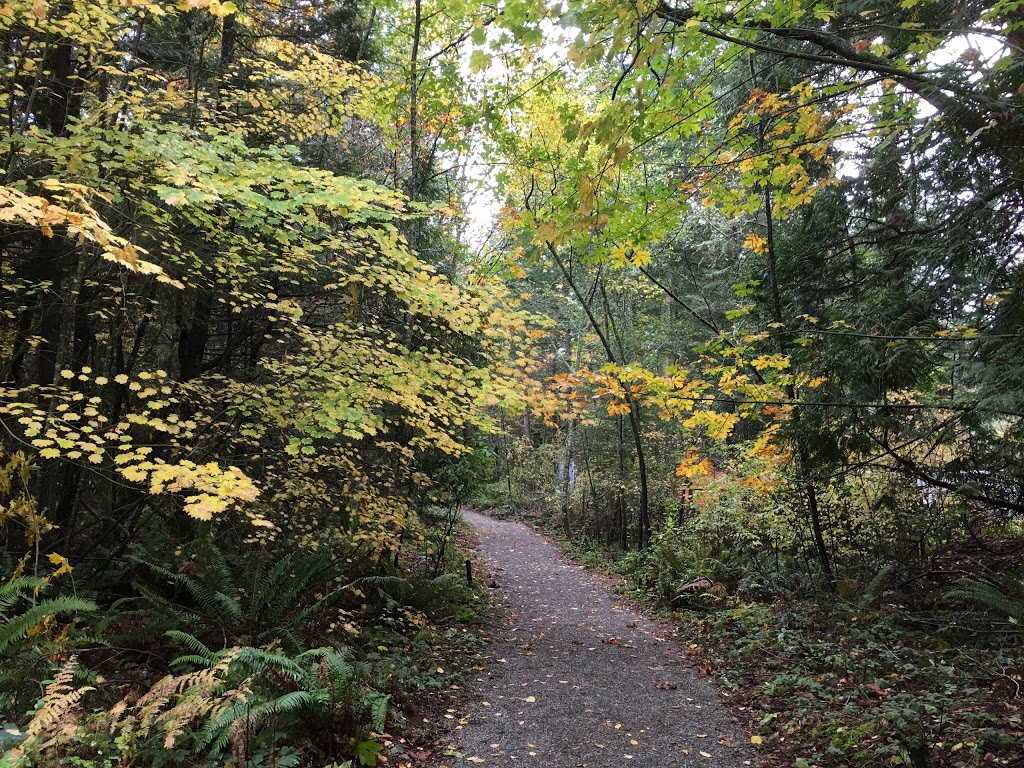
(610, 243, 630, 267)
(676, 446, 714, 479)
(47, 552, 73, 578)
(630, 249, 652, 267)
(742, 233, 768, 254)
(751, 735, 763, 745)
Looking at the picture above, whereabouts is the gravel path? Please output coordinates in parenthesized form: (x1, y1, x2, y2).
(442, 510, 759, 768)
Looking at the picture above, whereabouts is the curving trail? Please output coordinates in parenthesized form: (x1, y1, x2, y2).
(440, 510, 759, 768)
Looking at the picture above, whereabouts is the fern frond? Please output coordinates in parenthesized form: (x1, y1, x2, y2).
(0, 596, 96, 654)
(166, 630, 218, 666)
(945, 577, 1024, 623)
(429, 572, 464, 590)
(0, 576, 45, 612)
(362, 691, 390, 731)
(231, 645, 309, 685)
(354, 575, 408, 597)
(179, 574, 242, 622)
(857, 563, 896, 610)
(251, 690, 314, 721)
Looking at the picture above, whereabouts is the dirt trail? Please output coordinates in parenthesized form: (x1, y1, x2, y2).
(439, 510, 759, 768)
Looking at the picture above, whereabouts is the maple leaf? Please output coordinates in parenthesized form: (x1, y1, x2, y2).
(742, 233, 768, 254)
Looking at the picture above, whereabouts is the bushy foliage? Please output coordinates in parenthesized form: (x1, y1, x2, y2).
(11, 641, 386, 768)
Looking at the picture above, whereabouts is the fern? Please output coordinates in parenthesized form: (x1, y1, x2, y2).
(0, 594, 96, 654)
(364, 691, 390, 731)
(166, 629, 219, 666)
(123, 543, 352, 654)
(945, 577, 1024, 627)
(119, 638, 385, 765)
(0, 576, 97, 716)
(855, 563, 896, 611)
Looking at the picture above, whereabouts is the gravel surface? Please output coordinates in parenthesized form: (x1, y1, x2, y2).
(440, 510, 759, 768)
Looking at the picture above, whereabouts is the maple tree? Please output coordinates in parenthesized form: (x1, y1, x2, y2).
(1, 2, 539, 763)
(473, 0, 1024, 571)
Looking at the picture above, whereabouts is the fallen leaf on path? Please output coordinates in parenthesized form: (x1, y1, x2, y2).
(465, 758, 485, 764)
(654, 681, 677, 690)
(750, 735, 763, 745)
(525, 696, 536, 703)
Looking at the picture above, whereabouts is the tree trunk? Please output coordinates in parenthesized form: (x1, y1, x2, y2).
(178, 290, 212, 381)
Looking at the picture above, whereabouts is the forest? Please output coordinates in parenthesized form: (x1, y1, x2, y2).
(0, 0, 1022, 766)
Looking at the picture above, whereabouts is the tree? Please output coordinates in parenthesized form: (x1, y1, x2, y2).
(475, 0, 1024, 580)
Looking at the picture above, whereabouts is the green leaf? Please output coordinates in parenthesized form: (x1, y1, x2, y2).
(354, 740, 383, 766)
(470, 50, 492, 73)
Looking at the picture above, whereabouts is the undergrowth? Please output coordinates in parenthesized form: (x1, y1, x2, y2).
(1, 515, 489, 768)
(507, 507, 1024, 768)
